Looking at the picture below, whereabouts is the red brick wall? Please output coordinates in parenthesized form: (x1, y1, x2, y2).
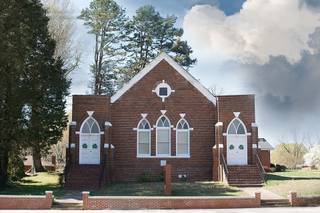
(289, 192, 320, 206)
(71, 95, 110, 164)
(111, 60, 216, 181)
(83, 193, 261, 209)
(0, 191, 52, 209)
(259, 150, 270, 170)
(217, 95, 256, 164)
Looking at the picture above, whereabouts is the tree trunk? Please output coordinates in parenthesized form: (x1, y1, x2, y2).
(0, 149, 9, 189)
(32, 147, 45, 172)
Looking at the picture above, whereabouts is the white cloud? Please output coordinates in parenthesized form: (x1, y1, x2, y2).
(183, 0, 320, 64)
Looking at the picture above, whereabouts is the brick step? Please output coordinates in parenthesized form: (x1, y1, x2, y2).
(52, 201, 83, 210)
(228, 179, 263, 183)
(228, 178, 262, 181)
(261, 199, 291, 207)
(64, 181, 100, 189)
(229, 183, 263, 187)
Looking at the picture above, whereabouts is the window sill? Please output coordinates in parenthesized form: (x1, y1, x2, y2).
(136, 155, 190, 159)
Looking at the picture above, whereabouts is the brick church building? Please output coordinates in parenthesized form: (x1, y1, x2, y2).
(65, 53, 272, 188)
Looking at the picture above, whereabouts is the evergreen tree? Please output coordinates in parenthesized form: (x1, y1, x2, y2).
(0, 0, 35, 187)
(22, 1, 70, 172)
(78, 0, 127, 95)
(0, 0, 70, 179)
(120, 5, 196, 82)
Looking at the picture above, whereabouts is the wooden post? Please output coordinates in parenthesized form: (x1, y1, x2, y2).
(163, 164, 172, 195)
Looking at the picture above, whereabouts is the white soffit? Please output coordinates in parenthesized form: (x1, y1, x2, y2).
(110, 52, 216, 105)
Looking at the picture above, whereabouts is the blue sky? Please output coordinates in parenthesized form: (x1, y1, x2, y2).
(68, 0, 320, 145)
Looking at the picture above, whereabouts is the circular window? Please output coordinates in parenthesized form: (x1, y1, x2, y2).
(82, 143, 88, 149)
(154, 81, 173, 101)
(239, 145, 244, 150)
(92, 144, 98, 149)
(229, 144, 234, 150)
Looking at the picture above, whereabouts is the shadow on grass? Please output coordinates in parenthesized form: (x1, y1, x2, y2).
(93, 182, 242, 197)
(266, 173, 320, 182)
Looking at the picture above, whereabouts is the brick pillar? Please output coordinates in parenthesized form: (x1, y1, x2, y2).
(82, 191, 90, 209)
(251, 123, 258, 164)
(45, 191, 53, 209)
(255, 192, 261, 207)
(213, 122, 223, 181)
(163, 164, 172, 196)
(69, 122, 77, 164)
(289, 191, 297, 206)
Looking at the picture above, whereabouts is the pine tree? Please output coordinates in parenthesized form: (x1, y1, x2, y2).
(78, 0, 127, 95)
(120, 5, 196, 82)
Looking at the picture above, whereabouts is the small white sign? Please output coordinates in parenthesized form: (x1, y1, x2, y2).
(160, 160, 166, 166)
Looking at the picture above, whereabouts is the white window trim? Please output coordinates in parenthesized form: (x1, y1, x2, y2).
(152, 80, 175, 102)
(176, 118, 191, 157)
(136, 155, 190, 159)
(136, 118, 152, 157)
(80, 116, 101, 134)
(156, 115, 171, 156)
(226, 117, 248, 135)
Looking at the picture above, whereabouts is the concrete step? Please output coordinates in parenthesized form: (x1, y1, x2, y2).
(52, 201, 83, 210)
(261, 199, 291, 207)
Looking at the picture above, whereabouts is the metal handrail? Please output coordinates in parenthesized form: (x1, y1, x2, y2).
(255, 153, 266, 181)
(220, 152, 229, 174)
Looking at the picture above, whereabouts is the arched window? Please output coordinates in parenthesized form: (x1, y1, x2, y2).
(176, 118, 190, 156)
(227, 118, 246, 135)
(156, 115, 171, 156)
(81, 117, 100, 134)
(137, 118, 151, 156)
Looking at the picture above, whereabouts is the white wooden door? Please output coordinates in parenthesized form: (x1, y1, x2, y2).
(79, 134, 100, 164)
(227, 135, 247, 165)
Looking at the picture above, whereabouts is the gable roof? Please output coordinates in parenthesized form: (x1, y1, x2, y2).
(111, 52, 216, 105)
(258, 138, 274, 150)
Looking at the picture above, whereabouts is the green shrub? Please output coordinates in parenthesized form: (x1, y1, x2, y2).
(8, 152, 25, 181)
(138, 171, 153, 182)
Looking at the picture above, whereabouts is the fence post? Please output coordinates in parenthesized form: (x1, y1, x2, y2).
(289, 191, 297, 206)
(82, 191, 90, 209)
(163, 164, 172, 195)
(45, 191, 53, 209)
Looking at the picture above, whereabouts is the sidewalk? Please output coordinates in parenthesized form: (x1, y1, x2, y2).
(241, 187, 284, 199)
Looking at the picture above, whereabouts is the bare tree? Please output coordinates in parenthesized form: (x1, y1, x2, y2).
(43, 0, 81, 75)
(272, 132, 308, 168)
(208, 85, 224, 97)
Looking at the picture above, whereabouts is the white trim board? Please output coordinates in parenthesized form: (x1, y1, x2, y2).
(110, 52, 216, 105)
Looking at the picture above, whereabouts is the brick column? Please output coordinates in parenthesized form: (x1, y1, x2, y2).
(45, 191, 53, 209)
(289, 191, 297, 206)
(251, 123, 258, 164)
(213, 122, 223, 181)
(69, 122, 77, 164)
(255, 192, 261, 207)
(82, 191, 90, 209)
(163, 164, 172, 196)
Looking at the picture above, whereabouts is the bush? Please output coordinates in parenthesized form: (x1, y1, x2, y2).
(275, 164, 287, 172)
(138, 171, 153, 182)
(8, 152, 25, 181)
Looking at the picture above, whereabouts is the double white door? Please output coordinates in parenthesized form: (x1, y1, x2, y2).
(227, 135, 247, 165)
(79, 134, 100, 164)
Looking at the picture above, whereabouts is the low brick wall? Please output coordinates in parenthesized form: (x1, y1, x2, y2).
(0, 191, 53, 209)
(289, 192, 320, 206)
(82, 192, 261, 209)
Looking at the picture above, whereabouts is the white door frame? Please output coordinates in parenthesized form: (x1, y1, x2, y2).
(79, 133, 101, 165)
(227, 134, 248, 165)
(78, 115, 101, 165)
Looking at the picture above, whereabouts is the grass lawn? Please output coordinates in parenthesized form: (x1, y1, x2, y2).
(0, 172, 64, 197)
(92, 181, 244, 196)
(264, 170, 320, 197)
